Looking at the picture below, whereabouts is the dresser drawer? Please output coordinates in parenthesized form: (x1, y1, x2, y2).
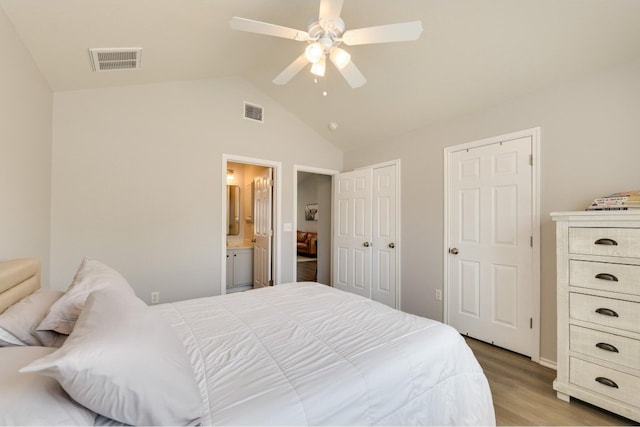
(569, 227, 640, 259)
(570, 357, 640, 408)
(570, 260, 640, 295)
(570, 325, 640, 370)
(570, 293, 640, 334)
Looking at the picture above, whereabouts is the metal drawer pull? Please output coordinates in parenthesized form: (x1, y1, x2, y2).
(595, 273, 618, 282)
(594, 238, 618, 246)
(595, 377, 619, 389)
(595, 308, 619, 317)
(595, 342, 619, 353)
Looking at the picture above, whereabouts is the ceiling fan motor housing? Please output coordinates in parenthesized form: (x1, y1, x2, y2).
(307, 17, 345, 52)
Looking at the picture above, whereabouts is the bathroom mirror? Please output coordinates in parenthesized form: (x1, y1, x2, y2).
(227, 185, 240, 236)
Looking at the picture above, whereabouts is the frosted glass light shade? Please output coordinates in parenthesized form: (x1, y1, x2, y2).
(305, 43, 324, 63)
(329, 47, 351, 69)
(310, 56, 326, 76)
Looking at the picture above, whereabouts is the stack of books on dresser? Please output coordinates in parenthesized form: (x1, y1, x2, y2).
(587, 190, 640, 210)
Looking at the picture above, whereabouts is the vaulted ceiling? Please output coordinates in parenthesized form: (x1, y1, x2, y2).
(3, 0, 640, 151)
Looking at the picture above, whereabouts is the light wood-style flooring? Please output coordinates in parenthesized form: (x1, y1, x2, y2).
(466, 337, 638, 426)
(296, 258, 316, 282)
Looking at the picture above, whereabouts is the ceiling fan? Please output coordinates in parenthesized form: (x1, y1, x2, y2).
(229, 0, 423, 88)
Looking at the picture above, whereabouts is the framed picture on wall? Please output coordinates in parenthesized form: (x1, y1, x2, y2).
(305, 203, 318, 221)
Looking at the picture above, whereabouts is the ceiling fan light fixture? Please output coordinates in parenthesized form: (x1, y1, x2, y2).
(329, 47, 351, 69)
(305, 42, 324, 63)
(310, 55, 326, 76)
(230, 2, 423, 88)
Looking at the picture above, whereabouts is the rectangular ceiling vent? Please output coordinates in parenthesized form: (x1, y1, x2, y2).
(244, 102, 264, 123)
(89, 47, 142, 72)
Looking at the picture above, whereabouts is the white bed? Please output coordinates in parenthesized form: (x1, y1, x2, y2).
(154, 282, 494, 425)
(0, 258, 495, 426)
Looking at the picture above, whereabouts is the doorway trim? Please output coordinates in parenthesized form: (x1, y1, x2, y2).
(293, 165, 339, 285)
(222, 154, 282, 294)
(443, 128, 541, 362)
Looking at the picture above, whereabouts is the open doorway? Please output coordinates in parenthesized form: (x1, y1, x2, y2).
(294, 166, 337, 284)
(222, 155, 281, 294)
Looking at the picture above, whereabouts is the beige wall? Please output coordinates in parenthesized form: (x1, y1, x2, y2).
(51, 77, 342, 302)
(343, 59, 640, 363)
(0, 6, 52, 283)
(297, 173, 319, 233)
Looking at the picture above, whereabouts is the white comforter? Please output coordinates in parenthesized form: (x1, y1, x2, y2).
(153, 283, 495, 426)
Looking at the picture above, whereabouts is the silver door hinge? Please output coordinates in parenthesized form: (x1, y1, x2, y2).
(530, 318, 533, 329)
(530, 236, 533, 247)
(529, 154, 533, 166)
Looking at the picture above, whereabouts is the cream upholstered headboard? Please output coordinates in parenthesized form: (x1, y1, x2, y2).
(0, 258, 40, 314)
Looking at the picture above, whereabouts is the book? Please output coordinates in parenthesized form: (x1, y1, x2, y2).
(587, 190, 640, 210)
(587, 207, 634, 211)
(594, 190, 640, 201)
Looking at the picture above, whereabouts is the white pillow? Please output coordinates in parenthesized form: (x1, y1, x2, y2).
(34, 329, 68, 348)
(37, 257, 134, 334)
(0, 346, 96, 425)
(0, 288, 64, 346)
(0, 327, 24, 346)
(22, 288, 202, 426)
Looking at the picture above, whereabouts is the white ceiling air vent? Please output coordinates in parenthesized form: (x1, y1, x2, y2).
(244, 102, 264, 123)
(89, 47, 142, 72)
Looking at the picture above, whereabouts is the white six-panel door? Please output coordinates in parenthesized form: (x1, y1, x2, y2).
(447, 136, 534, 357)
(253, 169, 272, 288)
(332, 169, 373, 298)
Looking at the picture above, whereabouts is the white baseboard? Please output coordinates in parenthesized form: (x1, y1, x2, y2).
(539, 357, 557, 370)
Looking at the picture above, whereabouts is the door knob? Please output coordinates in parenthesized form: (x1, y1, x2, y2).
(363, 242, 371, 247)
(449, 247, 459, 255)
(388, 243, 395, 248)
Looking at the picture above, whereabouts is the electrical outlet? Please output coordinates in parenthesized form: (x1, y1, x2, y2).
(150, 292, 160, 304)
(435, 289, 442, 301)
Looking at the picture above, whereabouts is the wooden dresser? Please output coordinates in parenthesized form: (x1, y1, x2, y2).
(551, 211, 640, 422)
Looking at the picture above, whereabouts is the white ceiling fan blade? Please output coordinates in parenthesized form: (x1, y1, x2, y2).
(229, 17, 310, 41)
(341, 21, 423, 46)
(273, 53, 309, 85)
(334, 60, 366, 88)
(319, 0, 344, 21)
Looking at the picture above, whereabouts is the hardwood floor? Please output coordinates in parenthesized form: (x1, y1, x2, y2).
(465, 337, 638, 426)
(296, 258, 316, 282)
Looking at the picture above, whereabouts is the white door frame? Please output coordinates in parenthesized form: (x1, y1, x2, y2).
(292, 165, 339, 285)
(221, 154, 282, 294)
(443, 128, 541, 362)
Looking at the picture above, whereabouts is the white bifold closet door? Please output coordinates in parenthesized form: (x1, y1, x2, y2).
(333, 164, 398, 308)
